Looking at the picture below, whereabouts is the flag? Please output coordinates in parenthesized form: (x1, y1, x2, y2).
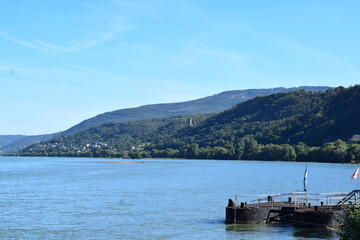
(351, 167, 359, 179)
(303, 165, 308, 192)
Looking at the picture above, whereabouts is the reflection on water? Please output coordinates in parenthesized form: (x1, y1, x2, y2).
(226, 223, 339, 239)
(200, 218, 226, 225)
(293, 227, 339, 239)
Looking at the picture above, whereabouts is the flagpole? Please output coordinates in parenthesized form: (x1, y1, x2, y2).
(356, 164, 359, 190)
(304, 165, 308, 204)
(358, 164, 359, 203)
(356, 163, 360, 190)
(306, 165, 308, 204)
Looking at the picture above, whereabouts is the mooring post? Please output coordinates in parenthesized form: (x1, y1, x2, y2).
(228, 199, 235, 207)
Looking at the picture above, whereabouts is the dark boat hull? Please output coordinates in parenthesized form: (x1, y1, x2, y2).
(226, 190, 360, 227)
(226, 202, 345, 227)
(226, 202, 296, 224)
(288, 209, 345, 227)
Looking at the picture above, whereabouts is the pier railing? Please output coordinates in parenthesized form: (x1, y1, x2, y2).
(234, 191, 354, 209)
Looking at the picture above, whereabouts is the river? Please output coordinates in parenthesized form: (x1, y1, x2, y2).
(1, 156, 356, 239)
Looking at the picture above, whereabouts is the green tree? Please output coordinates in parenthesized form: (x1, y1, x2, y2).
(242, 136, 258, 159)
(213, 147, 230, 159)
(234, 139, 245, 159)
(347, 144, 360, 163)
(128, 152, 142, 159)
(187, 143, 199, 159)
(294, 142, 309, 161)
(280, 144, 297, 161)
(340, 204, 360, 240)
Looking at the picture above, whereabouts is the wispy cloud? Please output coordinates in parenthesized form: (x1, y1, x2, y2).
(35, 28, 129, 54)
(195, 48, 246, 63)
(75, 65, 139, 84)
(0, 31, 48, 52)
(0, 66, 81, 89)
(0, 28, 132, 55)
(280, 42, 360, 76)
(244, 29, 360, 76)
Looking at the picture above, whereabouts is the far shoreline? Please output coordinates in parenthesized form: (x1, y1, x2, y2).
(1, 155, 358, 165)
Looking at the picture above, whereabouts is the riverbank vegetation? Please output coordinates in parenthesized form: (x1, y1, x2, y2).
(18, 136, 360, 163)
(17, 86, 360, 163)
(339, 204, 360, 240)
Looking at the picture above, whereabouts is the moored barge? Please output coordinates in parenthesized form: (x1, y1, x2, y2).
(226, 190, 360, 227)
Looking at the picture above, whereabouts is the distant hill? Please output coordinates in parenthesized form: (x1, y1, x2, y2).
(0, 133, 58, 154)
(19, 85, 360, 163)
(0, 135, 25, 148)
(62, 86, 330, 135)
(19, 115, 210, 157)
(1, 86, 330, 154)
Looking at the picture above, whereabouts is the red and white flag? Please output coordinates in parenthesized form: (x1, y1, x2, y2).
(351, 167, 359, 179)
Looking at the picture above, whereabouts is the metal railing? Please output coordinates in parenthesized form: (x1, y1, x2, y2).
(234, 191, 353, 209)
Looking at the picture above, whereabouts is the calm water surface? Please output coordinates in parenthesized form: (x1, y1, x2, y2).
(0, 156, 357, 239)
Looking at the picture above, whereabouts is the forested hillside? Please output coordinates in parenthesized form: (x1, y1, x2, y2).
(62, 86, 329, 135)
(18, 86, 360, 163)
(20, 115, 210, 158)
(177, 86, 360, 146)
(1, 86, 328, 154)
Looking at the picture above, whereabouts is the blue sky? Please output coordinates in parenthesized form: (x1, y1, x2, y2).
(1, 0, 359, 135)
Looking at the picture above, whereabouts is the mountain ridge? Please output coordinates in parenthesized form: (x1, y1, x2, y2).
(18, 85, 360, 163)
(62, 86, 330, 135)
(0, 135, 25, 148)
(1, 86, 330, 154)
